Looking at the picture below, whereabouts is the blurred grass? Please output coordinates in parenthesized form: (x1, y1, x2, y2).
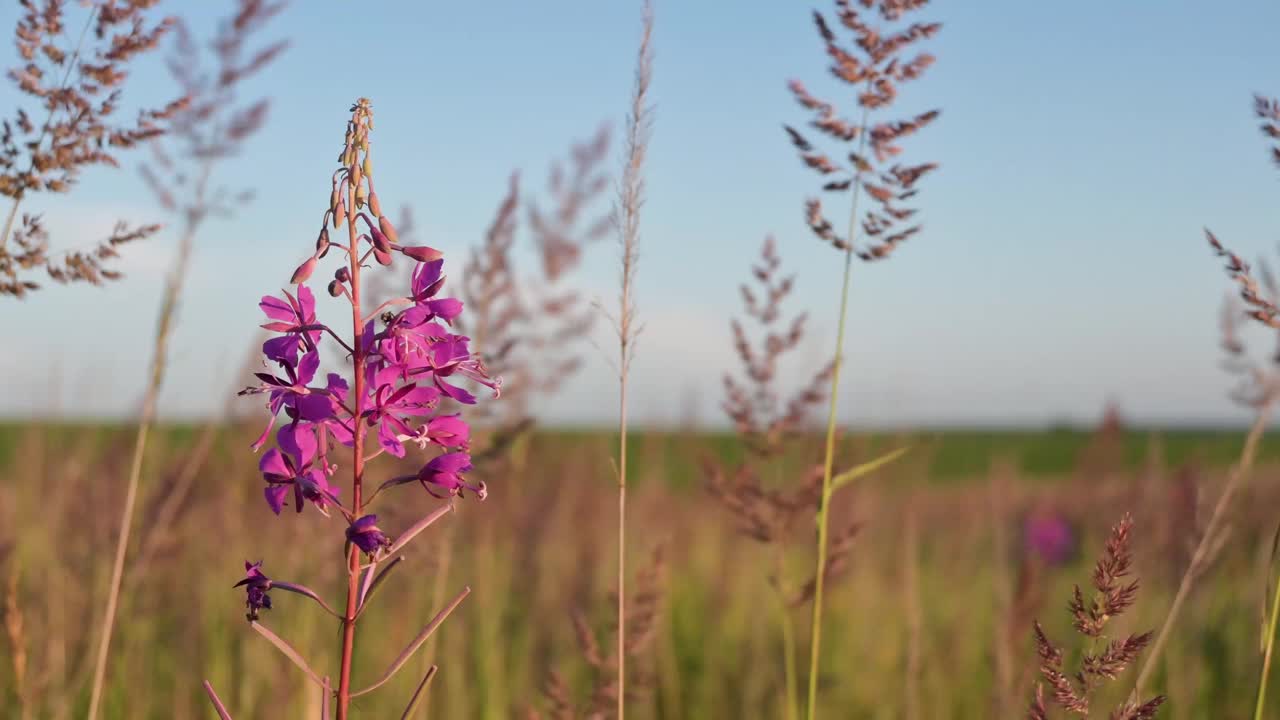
(2, 420, 1280, 718)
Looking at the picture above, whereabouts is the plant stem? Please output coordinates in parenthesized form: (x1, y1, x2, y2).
(338, 156, 367, 720)
(1257, 562, 1280, 720)
(805, 107, 870, 720)
(775, 550, 799, 720)
(1131, 401, 1273, 700)
(85, 171, 206, 720)
(617, 356, 629, 720)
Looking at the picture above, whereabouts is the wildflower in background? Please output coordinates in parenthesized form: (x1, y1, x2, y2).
(346, 515, 392, 557)
(1022, 506, 1076, 567)
(234, 561, 273, 621)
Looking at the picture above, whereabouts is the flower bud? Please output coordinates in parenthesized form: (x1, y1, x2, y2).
(327, 279, 343, 297)
(315, 228, 330, 258)
(400, 245, 443, 262)
(350, 163, 362, 193)
(368, 190, 382, 217)
(335, 266, 350, 283)
(290, 256, 317, 285)
(355, 185, 368, 209)
(333, 197, 346, 228)
(378, 215, 398, 244)
(373, 247, 393, 266)
(362, 153, 372, 180)
(369, 227, 391, 253)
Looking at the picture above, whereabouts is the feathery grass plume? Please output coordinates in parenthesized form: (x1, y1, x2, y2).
(706, 236, 902, 719)
(85, 4, 286, 718)
(1127, 95, 1280, 708)
(1257, 94, 1280, 169)
(528, 545, 667, 719)
(600, 2, 654, 717)
(0, 0, 188, 298)
(784, 1, 941, 714)
(455, 125, 609, 465)
(227, 98, 498, 719)
(1027, 513, 1164, 719)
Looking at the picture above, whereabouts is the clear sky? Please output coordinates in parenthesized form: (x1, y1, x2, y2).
(1, 0, 1278, 428)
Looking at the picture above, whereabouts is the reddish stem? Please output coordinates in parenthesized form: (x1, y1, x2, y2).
(337, 160, 366, 718)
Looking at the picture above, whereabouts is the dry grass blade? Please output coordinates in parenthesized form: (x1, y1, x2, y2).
(202, 680, 234, 720)
(350, 586, 470, 698)
(250, 621, 325, 689)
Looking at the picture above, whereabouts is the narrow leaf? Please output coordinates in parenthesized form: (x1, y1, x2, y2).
(400, 665, 439, 719)
(250, 621, 324, 689)
(202, 680, 234, 720)
(832, 446, 910, 492)
(357, 555, 406, 618)
(387, 505, 452, 556)
(350, 586, 470, 698)
(272, 581, 343, 619)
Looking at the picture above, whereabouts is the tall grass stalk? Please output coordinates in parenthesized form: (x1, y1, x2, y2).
(85, 168, 204, 720)
(1131, 402, 1274, 700)
(805, 106, 869, 720)
(1257, 557, 1280, 720)
(612, 4, 653, 717)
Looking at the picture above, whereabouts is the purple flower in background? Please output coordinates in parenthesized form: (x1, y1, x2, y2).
(346, 515, 392, 556)
(1023, 507, 1077, 567)
(233, 560, 273, 621)
(259, 423, 339, 515)
(418, 452, 486, 499)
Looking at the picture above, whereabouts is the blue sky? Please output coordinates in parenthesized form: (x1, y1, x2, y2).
(2, 0, 1278, 427)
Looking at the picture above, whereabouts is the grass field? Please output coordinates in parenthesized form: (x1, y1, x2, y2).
(3, 420, 1279, 718)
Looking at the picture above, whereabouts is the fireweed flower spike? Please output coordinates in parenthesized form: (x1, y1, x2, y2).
(230, 99, 499, 720)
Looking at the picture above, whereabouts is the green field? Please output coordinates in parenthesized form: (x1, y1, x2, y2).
(2, 420, 1278, 718)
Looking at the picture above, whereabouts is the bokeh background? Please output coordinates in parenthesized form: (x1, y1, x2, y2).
(3, 1, 1280, 718)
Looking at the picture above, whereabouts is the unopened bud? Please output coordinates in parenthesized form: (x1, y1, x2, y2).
(315, 228, 330, 258)
(400, 245, 443, 262)
(368, 191, 382, 217)
(335, 266, 350, 283)
(355, 185, 368, 209)
(327, 279, 343, 297)
(373, 247, 393, 266)
(362, 153, 372, 179)
(378, 215, 398, 244)
(369, 227, 391, 253)
(350, 163, 362, 193)
(290, 256, 317, 285)
(333, 197, 346, 228)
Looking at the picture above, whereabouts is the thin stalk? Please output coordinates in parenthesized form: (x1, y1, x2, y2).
(805, 106, 870, 720)
(86, 166, 209, 720)
(613, 7, 653, 717)
(617, 360, 629, 720)
(775, 549, 799, 720)
(337, 159, 368, 720)
(1131, 402, 1273, 700)
(1256, 561, 1280, 720)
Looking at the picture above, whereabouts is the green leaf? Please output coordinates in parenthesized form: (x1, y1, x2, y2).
(831, 446, 911, 493)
